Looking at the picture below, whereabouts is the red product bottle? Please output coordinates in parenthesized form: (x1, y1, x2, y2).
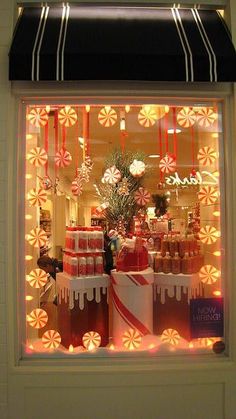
(181, 252, 192, 275)
(154, 251, 163, 273)
(171, 252, 181, 274)
(162, 251, 171, 274)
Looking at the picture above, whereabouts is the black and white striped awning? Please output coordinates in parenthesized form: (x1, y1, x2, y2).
(9, 5, 236, 82)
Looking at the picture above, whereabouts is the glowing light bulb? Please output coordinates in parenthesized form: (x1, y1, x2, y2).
(85, 105, 90, 112)
(148, 344, 155, 349)
(26, 134, 33, 140)
(213, 251, 221, 256)
(165, 105, 170, 113)
(125, 105, 130, 113)
(213, 211, 220, 217)
(25, 255, 33, 261)
(25, 214, 33, 220)
(189, 342, 194, 349)
(108, 344, 115, 351)
(45, 105, 51, 113)
(69, 344, 74, 352)
(25, 174, 33, 180)
(25, 295, 33, 301)
(212, 133, 219, 138)
(28, 344, 34, 350)
(213, 290, 222, 297)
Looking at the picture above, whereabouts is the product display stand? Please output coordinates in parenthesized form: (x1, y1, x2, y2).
(56, 272, 110, 348)
(153, 272, 204, 340)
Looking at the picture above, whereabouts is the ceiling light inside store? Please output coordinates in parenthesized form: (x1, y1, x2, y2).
(148, 154, 160, 158)
(167, 128, 181, 134)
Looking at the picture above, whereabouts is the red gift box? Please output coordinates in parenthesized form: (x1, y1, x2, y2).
(116, 238, 149, 272)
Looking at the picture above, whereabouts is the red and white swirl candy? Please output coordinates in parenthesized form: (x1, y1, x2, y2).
(177, 107, 196, 128)
(27, 108, 48, 127)
(27, 227, 47, 248)
(197, 146, 217, 166)
(55, 148, 72, 168)
(103, 165, 121, 184)
(27, 147, 48, 167)
(134, 187, 151, 206)
(28, 188, 47, 207)
(98, 107, 117, 127)
(159, 154, 176, 174)
(138, 106, 157, 127)
(42, 330, 61, 349)
(58, 106, 77, 127)
(129, 159, 146, 177)
(27, 268, 48, 288)
(71, 179, 83, 196)
(197, 107, 216, 128)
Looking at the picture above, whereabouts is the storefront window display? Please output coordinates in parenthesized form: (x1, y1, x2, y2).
(22, 100, 225, 357)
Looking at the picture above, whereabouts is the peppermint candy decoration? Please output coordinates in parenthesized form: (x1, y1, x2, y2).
(122, 329, 142, 350)
(82, 331, 101, 350)
(98, 106, 117, 127)
(27, 108, 48, 127)
(129, 159, 146, 177)
(138, 106, 157, 127)
(159, 154, 176, 174)
(177, 107, 196, 128)
(95, 202, 109, 214)
(134, 187, 151, 206)
(27, 308, 48, 329)
(199, 225, 220, 244)
(197, 107, 216, 128)
(161, 328, 181, 345)
(55, 148, 72, 168)
(199, 265, 220, 284)
(27, 269, 48, 288)
(71, 178, 83, 196)
(58, 106, 77, 127)
(27, 227, 47, 248)
(42, 330, 61, 349)
(198, 186, 218, 205)
(28, 188, 47, 207)
(27, 147, 48, 167)
(197, 146, 217, 166)
(103, 165, 121, 184)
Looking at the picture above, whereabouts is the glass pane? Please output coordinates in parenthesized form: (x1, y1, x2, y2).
(23, 101, 225, 357)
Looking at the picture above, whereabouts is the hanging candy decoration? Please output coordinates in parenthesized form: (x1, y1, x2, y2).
(161, 328, 181, 345)
(134, 187, 151, 206)
(27, 147, 48, 167)
(42, 329, 61, 349)
(138, 106, 157, 127)
(129, 159, 146, 177)
(198, 186, 218, 205)
(197, 107, 216, 128)
(71, 179, 83, 196)
(177, 107, 196, 128)
(199, 225, 220, 244)
(27, 268, 48, 288)
(40, 175, 53, 191)
(95, 201, 109, 214)
(27, 107, 48, 127)
(159, 154, 176, 174)
(199, 265, 220, 284)
(98, 106, 117, 127)
(28, 188, 47, 207)
(82, 331, 101, 350)
(58, 106, 77, 127)
(117, 177, 130, 196)
(103, 165, 121, 184)
(122, 329, 142, 350)
(197, 146, 217, 166)
(27, 308, 48, 329)
(27, 227, 47, 248)
(55, 148, 72, 168)
(198, 337, 216, 347)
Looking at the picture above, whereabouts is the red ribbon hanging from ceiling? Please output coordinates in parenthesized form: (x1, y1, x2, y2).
(75, 106, 79, 175)
(83, 108, 90, 160)
(158, 120, 163, 182)
(164, 111, 169, 154)
(172, 107, 177, 160)
(191, 124, 195, 173)
(44, 120, 49, 176)
(54, 109, 59, 177)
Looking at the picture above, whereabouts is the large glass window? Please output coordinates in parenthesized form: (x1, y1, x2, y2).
(22, 99, 225, 357)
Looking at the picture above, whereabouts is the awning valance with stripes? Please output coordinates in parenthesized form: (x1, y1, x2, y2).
(9, 5, 236, 82)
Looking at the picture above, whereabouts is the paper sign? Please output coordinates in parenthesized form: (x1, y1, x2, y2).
(190, 298, 224, 339)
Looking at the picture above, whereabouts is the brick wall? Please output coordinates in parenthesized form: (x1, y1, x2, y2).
(0, 0, 14, 418)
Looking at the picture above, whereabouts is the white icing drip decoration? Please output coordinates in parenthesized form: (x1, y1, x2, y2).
(154, 272, 203, 304)
(87, 288, 94, 301)
(95, 287, 101, 303)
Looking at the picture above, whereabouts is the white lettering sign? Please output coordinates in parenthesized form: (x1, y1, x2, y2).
(165, 171, 218, 187)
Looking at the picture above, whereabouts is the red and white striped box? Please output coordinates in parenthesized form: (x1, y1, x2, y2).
(111, 267, 154, 347)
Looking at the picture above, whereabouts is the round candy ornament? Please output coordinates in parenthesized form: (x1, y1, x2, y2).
(27, 268, 48, 288)
(161, 328, 180, 345)
(27, 107, 48, 127)
(28, 188, 47, 207)
(27, 227, 47, 248)
(199, 264, 220, 284)
(122, 329, 142, 350)
(138, 106, 157, 127)
(71, 178, 83, 196)
(27, 147, 48, 167)
(58, 106, 77, 127)
(42, 330, 61, 349)
(134, 187, 151, 206)
(197, 107, 216, 128)
(177, 107, 196, 128)
(55, 148, 72, 168)
(103, 165, 121, 184)
(198, 186, 218, 205)
(27, 308, 48, 329)
(98, 106, 117, 127)
(159, 154, 176, 174)
(129, 159, 146, 177)
(82, 331, 101, 350)
(197, 146, 217, 166)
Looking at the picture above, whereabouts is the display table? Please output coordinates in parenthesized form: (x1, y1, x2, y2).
(56, 273, 110, 348)
(154, 272, 204, 340)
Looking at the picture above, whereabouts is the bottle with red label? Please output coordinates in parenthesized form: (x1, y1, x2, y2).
(78, 256, 86, 276)
(86, 256, 94, 276)
(70, 256, 78, 277)
(95, 255, 104, 275)
(161, 235, 169, 257)
(162, 251, 171, 274)
(171, 252, 181, 274)
(78, 227, 88, 251)
(154, 251, 163, 273)
(181, 252, 192, 275)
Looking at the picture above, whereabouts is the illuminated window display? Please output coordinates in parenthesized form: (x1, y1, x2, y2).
(23, 101, 224, 356)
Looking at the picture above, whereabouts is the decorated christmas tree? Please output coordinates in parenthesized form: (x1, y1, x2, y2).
(96, 148, 148, 232)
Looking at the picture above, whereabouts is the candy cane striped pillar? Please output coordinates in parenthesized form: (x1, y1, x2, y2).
(111, 268, 154, 347)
